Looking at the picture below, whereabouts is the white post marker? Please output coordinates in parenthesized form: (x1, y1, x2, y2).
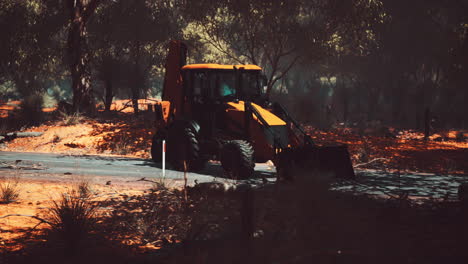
(162, 140, 166, 178)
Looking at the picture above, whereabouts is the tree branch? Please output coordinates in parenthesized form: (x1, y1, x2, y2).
(0, 214, 52, 225)
(270, 55, 300, 89)
(200, 23, 244, 64)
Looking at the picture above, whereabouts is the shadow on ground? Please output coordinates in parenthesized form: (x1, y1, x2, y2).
(333, 169, 468, 200)
(3, 173, 468, 264)
(140, 159, 276, 180)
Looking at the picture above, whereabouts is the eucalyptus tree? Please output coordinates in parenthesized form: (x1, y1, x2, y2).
(88, 0, 185, 114)
(66, 0, 101, 113)
(183, 0, 307, 96)
(183, 0, 385, 99)
(342, 0, 468, 128)
(0, 0, 66, 107)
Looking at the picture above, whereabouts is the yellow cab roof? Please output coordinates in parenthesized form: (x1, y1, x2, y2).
(181, 64, 262, 70)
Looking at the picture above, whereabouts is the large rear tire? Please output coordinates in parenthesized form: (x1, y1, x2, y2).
(220, 140, 255, 179)
(167, 121, 206, 171)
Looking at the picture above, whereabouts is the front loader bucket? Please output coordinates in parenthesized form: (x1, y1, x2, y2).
(278, 144, 355, 181)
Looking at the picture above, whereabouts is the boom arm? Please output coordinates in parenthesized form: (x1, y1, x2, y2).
(271, 102, 315, 147)
(162, 40, 187, 120)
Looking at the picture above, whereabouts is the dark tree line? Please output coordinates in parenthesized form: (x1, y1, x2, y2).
(1, 0, 467, 128)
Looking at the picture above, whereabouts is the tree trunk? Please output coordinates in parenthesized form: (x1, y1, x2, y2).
(132, 40, 141, 115)
(424, 107, 430, 141)
(67, 0, 100, 114)
(104, 78, 113, 112)
(132, 95, 139, 115)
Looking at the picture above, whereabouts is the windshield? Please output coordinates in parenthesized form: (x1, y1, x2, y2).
(240, 71, 261, 98)
(186, 69, 262, 100)
(216, 70, 261, 99)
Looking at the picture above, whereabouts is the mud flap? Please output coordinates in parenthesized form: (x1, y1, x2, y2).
(277, 144, 355, 181)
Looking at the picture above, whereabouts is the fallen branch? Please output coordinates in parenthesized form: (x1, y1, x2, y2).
(11, 132, 44, 137)
(354, 158, 388, 168)
(129, 177, 159, 184)
(0, 214, 52, 225)
(0, 132, 44, 143)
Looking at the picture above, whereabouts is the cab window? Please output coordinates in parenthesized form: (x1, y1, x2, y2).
(192, 72, 206, 96)
(217, 72, 236, 97)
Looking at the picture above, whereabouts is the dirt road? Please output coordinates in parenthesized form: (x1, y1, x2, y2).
(1, 151, 467, 200)
(0, 151, 275, 185)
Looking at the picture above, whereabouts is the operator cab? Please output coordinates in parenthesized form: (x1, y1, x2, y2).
(180, 64, 268, 138)
(181, 64, 267, 103)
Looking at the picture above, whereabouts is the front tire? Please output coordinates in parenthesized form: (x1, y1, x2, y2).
(220, 140, 255, 179)
(166, 121, 206, 171)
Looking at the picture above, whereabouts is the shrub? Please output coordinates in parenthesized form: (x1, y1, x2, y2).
(0, 176, 20, 204)
(46, 193, 97, 254)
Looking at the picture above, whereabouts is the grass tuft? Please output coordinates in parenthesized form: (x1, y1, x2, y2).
(58, 111, 85, 126)
(0, 176, 21, 204)
(46, 193, 97, 254)
(76, 180, 92, 199)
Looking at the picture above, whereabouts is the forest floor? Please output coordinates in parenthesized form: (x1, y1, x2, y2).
(0, 175, 156, 250)
(1, 100, 467, 263)
(0, 99, 158, 158)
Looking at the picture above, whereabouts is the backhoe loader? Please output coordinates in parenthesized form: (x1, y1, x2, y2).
(150, 40, 355, 180)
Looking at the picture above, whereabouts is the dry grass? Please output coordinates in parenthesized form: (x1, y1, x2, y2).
(45, 192, 98, 254)
(0, 175, 21, 204)
(112, 139, 131, 155)
(58, 111, 85, 126)
(2, 175, 466, 264)
(98, 183, 191, 247)
(1, 167, 466, 263)
(73, 178, 93, 199)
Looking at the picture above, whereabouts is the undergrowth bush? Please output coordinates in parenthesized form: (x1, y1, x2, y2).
(46, 192, 97, 254)
(101, 184, 190, 246)
(0, 175, 21, 204)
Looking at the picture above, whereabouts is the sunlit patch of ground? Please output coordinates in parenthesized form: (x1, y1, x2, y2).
(0, 99, 157, 158)
(309, 128, 468, 175)
(0, 120, 154, 158)
(0, 174, 155, 251)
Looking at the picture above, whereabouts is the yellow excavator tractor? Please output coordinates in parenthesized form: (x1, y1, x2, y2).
(150, 40, 355, 180)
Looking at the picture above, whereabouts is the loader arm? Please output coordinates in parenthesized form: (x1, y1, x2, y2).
(251, 102, 356, 180)
(271, 102, 315, 147)
(244, 101, 287, 149)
